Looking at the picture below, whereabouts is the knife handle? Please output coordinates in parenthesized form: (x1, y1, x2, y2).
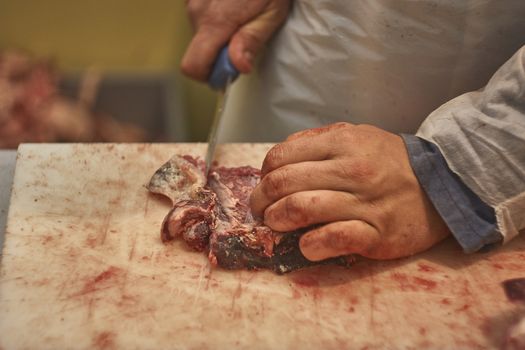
(208, 46, 240, 90)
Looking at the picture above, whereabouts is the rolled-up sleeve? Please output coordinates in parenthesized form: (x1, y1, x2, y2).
(416, 45, 525, 245)
(402, 134, 502, 253)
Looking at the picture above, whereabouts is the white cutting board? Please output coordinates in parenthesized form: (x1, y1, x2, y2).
(0, 143, 524, 349)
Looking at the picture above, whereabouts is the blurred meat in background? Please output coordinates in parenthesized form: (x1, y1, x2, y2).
(0, 49, 147, 149)
(0, 1, 217, 148)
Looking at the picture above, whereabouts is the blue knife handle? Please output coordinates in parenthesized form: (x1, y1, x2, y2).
(208, 46, 240, 90)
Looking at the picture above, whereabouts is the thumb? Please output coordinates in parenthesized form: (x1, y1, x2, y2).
(229, 7, 289, 74)
(299, 220, 380, 261)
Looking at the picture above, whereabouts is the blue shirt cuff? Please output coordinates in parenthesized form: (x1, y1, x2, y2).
(401, 134, 502, 253)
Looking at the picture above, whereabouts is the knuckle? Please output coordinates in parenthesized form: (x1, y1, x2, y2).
(354, 124, 384, 143)
(237, 29, 264, 48)
(332, 159, 375, 183)
(349, 160, 376, 182)
(329, 124, 355, 145)
(263, 143, 286, 172)
(261, 170, 287, 200)
(283, 195, 308, 226)
(337, 127, 356, 142)
(356, 123, 380, 133)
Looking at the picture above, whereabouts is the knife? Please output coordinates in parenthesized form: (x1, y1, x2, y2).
(205, 46, 240, 176)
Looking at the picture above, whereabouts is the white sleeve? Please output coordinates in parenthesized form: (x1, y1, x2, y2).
(416, 45, 525, 243)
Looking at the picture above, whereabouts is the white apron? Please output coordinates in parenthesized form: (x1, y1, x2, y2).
(220, 0, 525, 142)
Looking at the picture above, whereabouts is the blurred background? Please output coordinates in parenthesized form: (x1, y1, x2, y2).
(0, 0, 217, 148)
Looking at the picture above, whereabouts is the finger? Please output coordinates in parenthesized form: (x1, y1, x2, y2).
(181, 22, 237, 81)
(262, 190, 367, 232)
(229, 4, 289, 74)
(261, 122, 355, 176)
(261, 135, 331, 177)
(285, 122, 350, 142)
(250, 160, 371, 217)
(299, 220, 380, 261)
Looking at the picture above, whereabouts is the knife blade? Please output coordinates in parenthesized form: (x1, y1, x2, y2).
(205, 46, 240, 176)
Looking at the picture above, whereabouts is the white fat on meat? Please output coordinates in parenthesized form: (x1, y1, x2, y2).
(147, 155, 206, 204)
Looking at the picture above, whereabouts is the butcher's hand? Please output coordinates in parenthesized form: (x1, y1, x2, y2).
(250, 123, 451, 261)
(181, 0, 291, 81)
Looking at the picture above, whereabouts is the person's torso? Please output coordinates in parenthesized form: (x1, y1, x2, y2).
(221, 0, 525, 142)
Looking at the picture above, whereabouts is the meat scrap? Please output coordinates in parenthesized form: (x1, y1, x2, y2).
(148, 155, 353, 274)
(0, 49, 146, 149)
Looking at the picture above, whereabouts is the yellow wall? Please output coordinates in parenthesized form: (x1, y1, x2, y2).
(0, 0, 216, 141)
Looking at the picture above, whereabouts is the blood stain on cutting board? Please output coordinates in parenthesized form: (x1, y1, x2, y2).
(390, 272, 438, 292)
(59, 262, 161, 326)
(229, 282, 245, 319)
(82, 212, 116, 249)
(67, 267, 124, 316)
(286, 265, 370, 308)
(489, 252, 525, 269)
(5, 144, 525, 349)
(417, 262, 440, 273)
(75, 266, 125, 297)
(92, 331, 116, 350)
(289, 273, 324, 301)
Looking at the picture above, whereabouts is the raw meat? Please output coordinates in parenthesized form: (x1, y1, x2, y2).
(502, 279, 525, 349)
(148, 155, 352, 274)
(0, 49, 146, 149)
